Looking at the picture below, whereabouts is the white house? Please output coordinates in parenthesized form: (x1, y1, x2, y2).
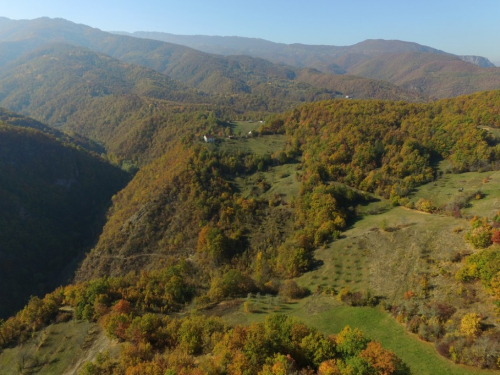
(204, 135, 215, 143)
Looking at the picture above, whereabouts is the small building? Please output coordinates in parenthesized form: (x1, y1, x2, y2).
(204, 135, 215, 143)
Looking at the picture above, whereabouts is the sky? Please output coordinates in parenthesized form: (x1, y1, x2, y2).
(3, 0, 500, 62)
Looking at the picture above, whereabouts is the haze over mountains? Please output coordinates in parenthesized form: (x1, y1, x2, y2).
(116, 31, 497, 69)
(114, 30, 500, 99)
(0, 16, 497, 104)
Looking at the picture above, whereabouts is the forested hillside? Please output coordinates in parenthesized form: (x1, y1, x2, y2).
(347, 52, 500, 98)
(0, 107, 103, 153)
(0, 120, 129, 318)
(4, 91, 500, 373)
(78, 91, 500, 293)
(263, 90, 500, 200)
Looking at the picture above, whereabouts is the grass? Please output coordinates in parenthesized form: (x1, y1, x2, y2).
(480, 126, 500, 140)
(234, 163, 301, 203)
(217, 133, 286, 156)
(214, 121, 286, 156)
(296, 206, 467, 303)
(221, 176, 500, 375)
(294, 304, 497, 375)
(230, 120, 265, 136)
(0, 320, 117, 375)
(408, 166, 500, 218)
(206, 120, 298, 202)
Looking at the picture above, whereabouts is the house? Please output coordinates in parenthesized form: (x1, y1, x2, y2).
(203, 135, 215, 143)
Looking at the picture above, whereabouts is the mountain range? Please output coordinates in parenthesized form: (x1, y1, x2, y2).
(0, 17, 497, 102)
(113, 30, 500, 98)
(115, 31, 497, 69)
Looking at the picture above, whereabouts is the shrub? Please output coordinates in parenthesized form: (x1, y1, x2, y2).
(243, 301, 254, 314)
(337, 287, 351, 303)
(278, 280, 309, 300)
(415, 198, 435, 213)
(466, 226, 492, 249)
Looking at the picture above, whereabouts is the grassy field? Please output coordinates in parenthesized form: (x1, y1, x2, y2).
(233, 163, 301, 203)
(296, 304, 497, 375)
(409, 166, 500, 218)
(230, 120, 265, 135)
(217, 121, 287, 157)
(480, 126, 500, 140)
(0, 320, 118, 375)
(295, 206, 471, 303)
(212, 120, 301, 203)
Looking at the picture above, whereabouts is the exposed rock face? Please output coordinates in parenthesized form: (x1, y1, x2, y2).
(459, 55, 496, 68)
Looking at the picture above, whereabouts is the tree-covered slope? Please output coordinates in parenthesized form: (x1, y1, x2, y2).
(296, 68, 426, 101)
(0, 42, 199, 114)
(264, 91, 500, 199)
(114, 32, 449, 69)
(0, 120, 129, 318)
(0, 106, 104, 153)
(0, 43, 217, 163)
(76, 92, 500, 288)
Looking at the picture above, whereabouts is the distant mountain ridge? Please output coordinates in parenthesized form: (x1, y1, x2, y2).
(115, 31, 496, 69)
(0, 18, 426, 124)
(0, 17, 426, 116)
(0, 16, 497, 104)
(110, 30, 500, 98)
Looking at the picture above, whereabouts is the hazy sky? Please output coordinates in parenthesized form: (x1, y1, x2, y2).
(3, 0, 500, 62)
